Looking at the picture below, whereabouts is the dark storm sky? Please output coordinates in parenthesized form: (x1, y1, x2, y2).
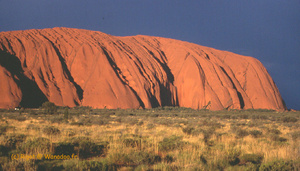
(0, 0, 299, 110)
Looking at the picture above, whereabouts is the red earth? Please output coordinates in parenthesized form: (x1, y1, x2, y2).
(0, 28, 286, 110)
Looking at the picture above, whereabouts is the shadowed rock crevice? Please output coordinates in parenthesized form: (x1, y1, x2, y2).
(39, 34, 84, 105)
(101, 47, 145, 109)
(148, 50, 177, 107)
(0, 50, 47, 108)
(220, 66, 245, 109)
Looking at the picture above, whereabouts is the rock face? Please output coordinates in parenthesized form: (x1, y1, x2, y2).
(0, 27, 286, 110)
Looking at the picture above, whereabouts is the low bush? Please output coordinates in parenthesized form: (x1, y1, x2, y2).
(121, 117, 140, 125)
(0, 156, 9, 167)
(199, 154, 208, 165)
(0, 145, 9, 156)
(61, 159, 117, 171)
(49, 115, 65, 124)
(249, 130, 263, 138)
(202, 127, 216, 143)
(122, 138, 141, 148)
(35, 160, 64, 171)
(128, 151, 161, 165)
(107, 151, 161, 167)
(6, 114, 27, 121)
(90, 116, 110, 126)
(26, 124, 40, 131)
(54, 142, 75, 156)
(41, 101, 57, 114)
(226, 148, 241, 166)
(146, 123, 155, 130)
(267, 128, 281, 135)
(181, 126, 195, 135)
(64, 129, 76, 137)
(259, 159, 299, 171)
(0, 125, 8, 135)
(4, 134, 27, 149)
(270, 134, 288, 142)
(240, 153, 264, 165)
(79, 160, 117, 171)
(251, 114, 269, 120)
(69, 137, 107, 159)
(235, 128, 249, 138)
(281, 116, 298, 123)
(137, 120, 144, 126)
(43, 126, 61, 136)
(201, 119, 223, 129)
(210, 158, 228, 170)
(158, 135, 187, 152)
(20, 137, 51, 154)
(164, 154, 174, 163)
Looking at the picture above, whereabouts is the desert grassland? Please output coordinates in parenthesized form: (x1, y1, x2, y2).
(0, 107, 299, 171)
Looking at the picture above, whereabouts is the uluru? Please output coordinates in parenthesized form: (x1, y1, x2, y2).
(0, 27, 286, 110)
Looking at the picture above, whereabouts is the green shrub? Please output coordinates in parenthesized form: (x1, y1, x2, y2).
(69, 122, 84, 126)
(20, 137, 51, 154)
(202, 128, 216, 143)
(134, 164, 149, 171)
(281, 116, 298, 123)
(64, 129, 76, 137)
(6, 113, 27, 121)
(78, 141, 105, 159)
(0, 156, 9, 166)
(146, 123, 155, 129)
(122, 138, 141, 148)
(107, 151, 161, 167)
(164, 154, 174, 163)
(0, 125, 8, 135)
(107, 152, 130, 166)
(2, 159, 36, 171)
(158, 135, 187, 152)
(15, 116, 27, 121)
(54, 142, 75, 156)
(4, 134, 27, 149)
(201, 119, 223, 128)
(69, 136, 91, 144)
(64, 108, 69, 120)
(226, 148, 241, 166)
(43, 126, 61, 136)
(29, 110, 38, 116)
(270, 134, 288, 142)
(90, 116, 110, 126)
(182, 126, 195, 135)
(36, 160, 64, 171)
(26, 124, 40, 131)
(267, 128, 281, 135)
(250, 130, 263, 138)
(128, 151, 161, 165)
(210, 158, 228, 170)
(240, 153, 264, 165)
(41, 101, 57, 114)
(239, 114, 249, 119)
(0, 145, 9, 156)
(69, 137, 107, 159)
(121, 117, 139, 125)
(79, 160, 117, 171)
(49, 115, 65, 124)
(137, 121, 144, 126)
(235, 128, 249, 138)
(251, 114, 269, 120)
(259, 159, 298, 171)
